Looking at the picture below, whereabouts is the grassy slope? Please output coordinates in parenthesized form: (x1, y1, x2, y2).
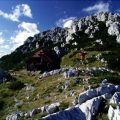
(0, 49, 120, 120)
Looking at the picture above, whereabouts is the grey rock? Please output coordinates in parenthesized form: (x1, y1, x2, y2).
(30, 108, 41, 117)
(108, 105, 120, 120)
(6, 112, 24, 120)
(78, 83, 117, 104)
(97, 84, 116, 95)
(108, 22, 120, 36)
(40, 96, 103, 120)
(46, 102, 60, 114)
(101, 93, 112, 100)
(64, 80, 70, 89)
(110, 92, 120, 105)
(79, 96, 103, 120)
(40, 106, 86, 120)
(78, 89, 97, 104)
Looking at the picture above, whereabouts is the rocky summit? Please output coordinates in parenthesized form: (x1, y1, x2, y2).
(0, 12, 120, 120)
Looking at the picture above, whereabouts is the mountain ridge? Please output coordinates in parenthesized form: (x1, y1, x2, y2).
(0, 12, 120, 71)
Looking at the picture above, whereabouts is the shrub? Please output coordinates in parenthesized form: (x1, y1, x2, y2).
(0, 89, 13, 98)
(86, 56, 96, 63)
(7, 81, 25, 90)
(59, 102, 69, 111)
(90, 74, 120, 85)
(16, 104, 22, 109)
(109, 103, 117, 109)
(58, 88, 63, 93)
(0, 100, 4, 110)
(39, 113, 48, 118)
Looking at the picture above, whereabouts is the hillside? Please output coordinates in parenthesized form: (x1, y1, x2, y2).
(0, 12, 120, 120)
(0, 12, 120, 71)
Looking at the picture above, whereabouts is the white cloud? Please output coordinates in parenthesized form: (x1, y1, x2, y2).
(0, 38, 4, 45)
(0, 32, 5, 45)
(0, 50, 5, 58)
(0, 4, 32, 22)
(0, 21, 40, 58)
(83, 1, 110, 14)
(0, 4, 40, 58)
(11, 22, 39, 50)
(56, 17, 76, 28)
(18, 22, 39, 33)
(0, 32, 3, 36)
(1, 45, 10, 49)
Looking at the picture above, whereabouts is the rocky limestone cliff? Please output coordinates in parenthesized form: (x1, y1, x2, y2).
(66, 12, 120, 44)
(13, 12, 120, 54)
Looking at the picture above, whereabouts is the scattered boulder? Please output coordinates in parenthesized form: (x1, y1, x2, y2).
(6, 112, 24, 120)
(64, 80, 70, 89)
(73, 97, 78, 105)
(40, 67, 113, 79)
(40, 96, 103, 120)
(26, 84, 35, 91)
(41, 106, 47, 113)
(74, 79, 80, 85)
(30, 108, 41, 117)
(46, 102, 60, 114)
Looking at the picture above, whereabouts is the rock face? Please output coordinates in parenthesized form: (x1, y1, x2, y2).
(40, 96, 103, 120)
(7, 12, 120, 55)
(108, 22, 120, 36)
(16, 27, 68, 53)
(78, 82, 116, 104)
(79, 96, 103, 120)
(78, 89, 98, 104)
(41, 106, 86, 120)
(66, 12, 120, 44)
(0, 68, 12, 83)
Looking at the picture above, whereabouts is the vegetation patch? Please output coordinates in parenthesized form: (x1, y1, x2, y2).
(7, 80, 25, 90)
(59, 102, 69, 111)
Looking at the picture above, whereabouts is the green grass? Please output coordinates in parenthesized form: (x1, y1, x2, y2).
(0, 49, 120, 119)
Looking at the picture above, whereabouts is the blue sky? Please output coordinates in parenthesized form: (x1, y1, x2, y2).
(0, 0, 120, 57)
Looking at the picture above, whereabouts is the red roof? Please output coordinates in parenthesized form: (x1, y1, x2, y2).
(32, 50, 44, 57)
(32, 50, 52, 63)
